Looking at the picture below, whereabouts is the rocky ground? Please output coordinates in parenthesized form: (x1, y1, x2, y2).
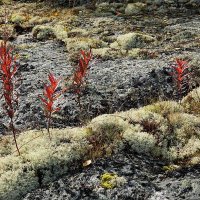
(23, 148, 200, 200)
(0, 2, 200, 133)
(0, 0, 200, 199)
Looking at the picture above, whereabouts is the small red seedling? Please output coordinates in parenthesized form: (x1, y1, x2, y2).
(73, 49, 92, 110)
(169, 58, 190, 98)
(0, 40, 20, 155)
(39, 73, 62, 140)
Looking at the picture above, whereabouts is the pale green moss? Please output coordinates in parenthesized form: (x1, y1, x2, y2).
(1, 96, 200, 199)
(92, 48, 110, 57)
(28, 16, 50, 26)
(0, 128, 90, 200)
(125, 3, 146, 15)
(143, 101, 184, 116)
(65, 37, 108, 52)
(89, 114, 129, 135)
(181, 87, 200, 115)
(124, 128, 159, 155)
(10, 13, 26, 24)
(53, 24, 68, 41)
(67, 28, 89, 38)
(128, 48, 141, 58)
(111, 32, 155, 50)
(118, 102, 200, 161)
(32, 25, 56, 41)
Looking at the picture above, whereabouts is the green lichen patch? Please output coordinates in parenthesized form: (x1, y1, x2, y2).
(100, 172, 127, 189)
(162, 164, 180, 172)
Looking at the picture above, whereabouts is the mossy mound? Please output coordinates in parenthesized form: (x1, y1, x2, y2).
(1, 88, 200, 199)
(0, 24, 16, 39)
(28, 16, 50, 26)
(125, 3, 146, 15)
(10, 13, 26, 25)
(110, 32, 155, 50)
(182, 87, 200, 115)
(0, 128, 90, 200)
(32, 25, 56, 40)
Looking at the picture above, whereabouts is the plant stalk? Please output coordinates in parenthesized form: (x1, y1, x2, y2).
(10, 117, 20, 156)
(47, 112, 52, 140)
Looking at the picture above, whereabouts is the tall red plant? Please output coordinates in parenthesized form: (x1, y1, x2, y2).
(73, 49, 92, 109)
(0, 40, 20, 155)
(170, 58, 190, 98)
(39, 73, 62, 140)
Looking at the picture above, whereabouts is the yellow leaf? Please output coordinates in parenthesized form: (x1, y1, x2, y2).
(83, 159, 92, 167)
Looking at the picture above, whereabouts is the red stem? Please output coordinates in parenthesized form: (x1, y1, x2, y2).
(10, 117, 20, 156)
(47, 112, 52, 140)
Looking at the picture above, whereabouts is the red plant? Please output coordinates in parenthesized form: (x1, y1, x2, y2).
(73, 49, 92, 109)
(169, 58, 190, 98)
(39, 73, 62, 140)
(0, 40, 20, 155)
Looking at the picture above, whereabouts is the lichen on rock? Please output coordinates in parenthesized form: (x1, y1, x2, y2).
(100, 172, 127, 189)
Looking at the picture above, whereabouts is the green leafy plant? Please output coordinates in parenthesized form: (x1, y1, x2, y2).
(39, 73, 62, 140)
(0, 40, 20, 155)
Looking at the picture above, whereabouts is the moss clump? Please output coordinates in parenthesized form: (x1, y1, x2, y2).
(28, 16, 50, 26)
(162, 164, 180, 172)
(85, 115, 127, 160)
(10, 13, 26, 25)
(128, 48, 141, 58)
(53, 24, 68, 41)
(101, 173, 117, 189)
(100, 172, 127, 189)
(65, 37, 108, 52)
(0, 128, 90, 200)
(1, 90, 200, 199)
(110, 32, 155, 50)
(125, 3, 146, 15)
(92, 48, 121, 60)
(143, 101, 184, 116)
(181, 87, 200, 115)
(0, 24, 15, 39)
(67, 28, 89, 38)
(119, 100, 200, 161)
(32, 25, 56, 41)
